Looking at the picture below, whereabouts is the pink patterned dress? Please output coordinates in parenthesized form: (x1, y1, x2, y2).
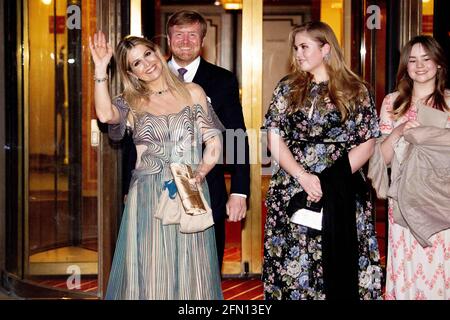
(379, 92, 450, 300)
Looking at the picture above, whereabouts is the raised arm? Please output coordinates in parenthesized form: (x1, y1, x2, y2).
(88, 30, 120, 124)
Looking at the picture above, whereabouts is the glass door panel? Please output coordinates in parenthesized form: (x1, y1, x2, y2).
(261, 3, 315, 268)
(25, 0, 98, 295)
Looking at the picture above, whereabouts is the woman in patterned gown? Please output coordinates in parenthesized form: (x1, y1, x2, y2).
(89, 31, 223, 299)
(262, 21, 383, 300)
(373, 35, 450, 300)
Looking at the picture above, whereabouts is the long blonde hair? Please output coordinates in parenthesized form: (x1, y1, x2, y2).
(287, 21, 368, 121)
(393, 35, 449, 119)
(115, 36, 190, 111)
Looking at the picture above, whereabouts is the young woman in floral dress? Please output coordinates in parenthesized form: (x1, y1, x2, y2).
(262, 21, 383, 300)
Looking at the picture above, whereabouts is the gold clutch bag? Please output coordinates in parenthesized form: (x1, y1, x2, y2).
(169, 163, 208, 216)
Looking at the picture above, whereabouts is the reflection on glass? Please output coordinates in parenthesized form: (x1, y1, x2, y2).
(26, 0, 98, 295)
(320, 0, 343, 45)
(422, 0, 434, 36)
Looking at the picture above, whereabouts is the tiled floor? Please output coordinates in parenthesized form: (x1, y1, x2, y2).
(2, 193, 386, 300)
(2, 218, 386, 300)
(222, 278, 263, 300)
(0, 277, 263, 300)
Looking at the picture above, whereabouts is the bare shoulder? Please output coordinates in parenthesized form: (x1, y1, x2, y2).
(185, 82, 207, 104)
(185, 82, 206, 96)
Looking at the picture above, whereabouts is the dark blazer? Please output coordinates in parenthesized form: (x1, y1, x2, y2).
(193, 58, 250, 211)
(193, 58, 250, 269)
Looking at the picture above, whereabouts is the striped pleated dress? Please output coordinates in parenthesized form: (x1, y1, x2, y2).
(105, 95, 223, 300)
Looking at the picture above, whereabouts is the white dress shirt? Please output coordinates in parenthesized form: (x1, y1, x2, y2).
(168, 57, 201, 83)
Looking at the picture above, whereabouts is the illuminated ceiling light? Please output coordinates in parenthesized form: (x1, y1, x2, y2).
(221, 0, 242, 10)
(41, 0, 52, 5)
(214, 1, 221, 6)
(422, 0, 430, 3)
(331, 1, 343, 9)
(130, 0, 142, 36)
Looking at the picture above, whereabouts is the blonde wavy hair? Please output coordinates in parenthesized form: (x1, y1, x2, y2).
(286, 21, 368, 121)
(115, 35, 190, 111)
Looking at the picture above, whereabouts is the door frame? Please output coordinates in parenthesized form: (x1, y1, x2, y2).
(96, 0, 130, 298)
(240, 0, 263, 275)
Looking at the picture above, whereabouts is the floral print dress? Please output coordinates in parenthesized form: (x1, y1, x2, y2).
(262, 80, 383, 300)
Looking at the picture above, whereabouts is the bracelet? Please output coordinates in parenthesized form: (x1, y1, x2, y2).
(195, 170, 206, 180)
(94, 75, 108, 83)
(293, 169, 307, 182)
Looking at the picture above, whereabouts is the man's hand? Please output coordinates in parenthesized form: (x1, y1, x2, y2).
(226, 195, 247, 222)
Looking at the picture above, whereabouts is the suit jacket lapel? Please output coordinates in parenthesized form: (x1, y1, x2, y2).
(192, 58, 210, 87)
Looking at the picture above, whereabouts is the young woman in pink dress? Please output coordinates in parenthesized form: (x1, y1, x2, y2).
(374, 35, 450, 300)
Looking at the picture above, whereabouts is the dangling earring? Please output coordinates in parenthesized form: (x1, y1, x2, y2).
(324, 53, 330, 62)
(436, 66, 442, 78)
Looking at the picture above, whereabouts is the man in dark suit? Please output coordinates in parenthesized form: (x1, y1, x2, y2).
(166, 10, 250, 271)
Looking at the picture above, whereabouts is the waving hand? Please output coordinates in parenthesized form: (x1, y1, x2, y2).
(88, 30, 113, 71)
